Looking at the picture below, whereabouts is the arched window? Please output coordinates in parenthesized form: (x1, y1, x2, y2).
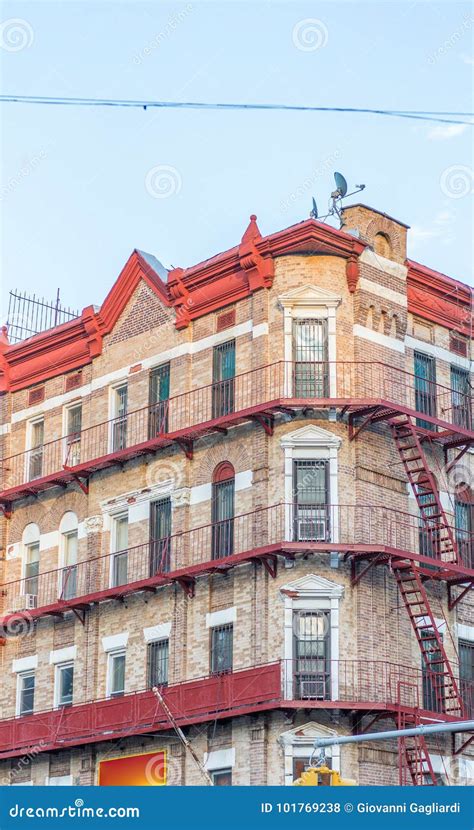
(59, 512, 78, 600)
(454, 483, 473, 569)
(212, 463, 235, 559)
(22, 523, 40, 602)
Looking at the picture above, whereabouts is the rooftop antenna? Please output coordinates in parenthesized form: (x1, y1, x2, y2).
(329, 172, 365, 226)
(310, 172, 365, 226)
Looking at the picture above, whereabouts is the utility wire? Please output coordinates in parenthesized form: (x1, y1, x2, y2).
(1, 94, 473, 125)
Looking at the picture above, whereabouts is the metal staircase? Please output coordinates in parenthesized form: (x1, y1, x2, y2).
(389, 417, 457, 563)
(393, 564, 464, 718)
(398, 703, 437, 786)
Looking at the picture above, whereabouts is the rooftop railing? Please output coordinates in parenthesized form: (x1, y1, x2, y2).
(1, 361, 471, 499)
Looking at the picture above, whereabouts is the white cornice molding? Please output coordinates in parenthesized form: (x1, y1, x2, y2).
(280, 572, 344, 599)
(279, 284, 342, 309)
(280, 423, 342, 450)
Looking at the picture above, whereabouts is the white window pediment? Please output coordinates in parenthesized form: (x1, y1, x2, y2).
(279, 284, 342, 310)
(280, 573, 344, 600)
(280, 720, 338, 746)
(280, 424, 341, 450)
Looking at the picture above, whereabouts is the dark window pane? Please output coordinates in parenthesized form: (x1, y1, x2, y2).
(147, 639, 169, 688)
(211, 769, 232, 786)
(293, 610, 330, 699)
(211, 624, 233, 674)
(149, 364, 170, 436)
(293, 460, 329, 541)
(450, 366, 472, 429)
(293, 319, 328, 398)
(212, 341, 235, 418)
(212, 479, 234, 558)
(414, 352, 437, 430)
(150, 498, 172, 573)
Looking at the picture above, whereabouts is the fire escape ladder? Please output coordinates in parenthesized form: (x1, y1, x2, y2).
(389, 417, 458, 564)
(398, 706, 437, 786)
(393, 564, 464, 718)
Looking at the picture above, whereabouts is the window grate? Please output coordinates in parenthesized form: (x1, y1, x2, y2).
(210, 623, 233, 675)
(293, 610, 330, 700)
(147, 639, 169, 688)
(293, 460, 330, 541)
(212, 341, 235, 418)
(293, 319, 328, 398)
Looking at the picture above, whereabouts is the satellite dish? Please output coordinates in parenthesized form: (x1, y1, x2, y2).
(334, 172, 348, 198)
(310, 197, 318, 219)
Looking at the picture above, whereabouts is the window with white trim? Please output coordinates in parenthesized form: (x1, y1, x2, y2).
(17, 671, 35, 716)
(108, 650, 126, 698)
(55, 662, 74, 708)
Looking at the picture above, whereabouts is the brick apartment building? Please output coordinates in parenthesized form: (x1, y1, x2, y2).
(0, 204, 472, 786)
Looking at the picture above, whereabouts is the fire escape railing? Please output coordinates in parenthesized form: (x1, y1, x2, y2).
(0, 659, 471, 760)
(1, 503, 472, 622)
(1, 361, 471, 499)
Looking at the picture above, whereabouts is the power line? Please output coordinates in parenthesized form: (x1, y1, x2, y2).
(0, 94, 473, 125)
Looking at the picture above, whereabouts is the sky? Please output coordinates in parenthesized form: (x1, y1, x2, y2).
(1, 0, 473, 324)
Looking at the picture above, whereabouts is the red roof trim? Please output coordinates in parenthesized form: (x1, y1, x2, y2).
(406, 259, 472, 337)
(1, 221, 471, 393)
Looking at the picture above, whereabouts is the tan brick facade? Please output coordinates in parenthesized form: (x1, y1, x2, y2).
(0, 206, 472, 787)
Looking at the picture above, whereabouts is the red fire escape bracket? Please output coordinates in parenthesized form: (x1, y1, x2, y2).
(257, 554, 278, 578)
(447, 581, 474, 611)
(348, 406, 381, 441)
(175, 576, 195, 598)
(453, 732, 474, 756)
(0, 503, 12, 519)
(63, 466, 89, 495)
(71, 606, 87, 626)
(444, 443, 469, 474)
(348, 552, 385, 586)
(175, 439, 194, 460)
(250, 414, 274, 436)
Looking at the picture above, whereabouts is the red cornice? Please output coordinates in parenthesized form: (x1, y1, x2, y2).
(1, 223, 471, 393)
(407, 259, 472, 337)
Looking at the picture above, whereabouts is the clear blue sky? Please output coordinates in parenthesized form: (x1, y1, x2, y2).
(1, 0, 473, 322)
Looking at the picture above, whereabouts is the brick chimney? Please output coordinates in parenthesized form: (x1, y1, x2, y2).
(341, 204, 409, 265)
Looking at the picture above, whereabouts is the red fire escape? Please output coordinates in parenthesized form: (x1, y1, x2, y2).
(0, 361, 472, 782)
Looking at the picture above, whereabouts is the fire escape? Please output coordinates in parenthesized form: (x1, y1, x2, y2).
(0, 361, 472, 784)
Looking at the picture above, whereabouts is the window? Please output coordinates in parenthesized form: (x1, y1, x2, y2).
(421, 630, 444, 713)
(111, 514, 128, 587)
(293, 460, 329, 542)
(293, 319, 328, 398)
(56, 663, 74, 707)
(147, 639, 169, 688)
(112, 384, 128, 451)
(17, 672, 35, 716)
(65, 404, 82, 466)
(211, 463, 235, 559)
(451, 366, 471, 430)
(459, 640, 473, 718)
(455, 494, 473, 569)
(24, 542, 40, 600)
(108, 651, 126, 698)
(212, 340, 235, 418)
(414, 352, 437, 429)
(28, 418, 44, 480)
(210, 624, 233, 675)
(293, 611, 330, 700)
(416, 478, 439, 561)
(60, 530, 78, 600)
(149, 364, 170, 437)
(211, 769, 232, 785)
(150, 497, 172, 574)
